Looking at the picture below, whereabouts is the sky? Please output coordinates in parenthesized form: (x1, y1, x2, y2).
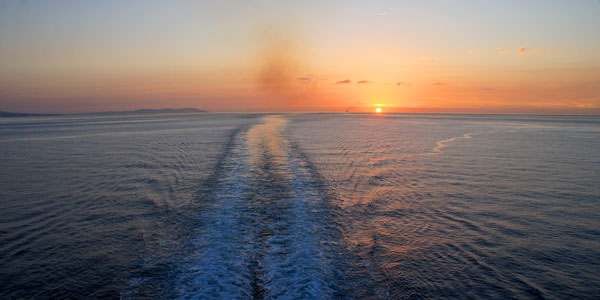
(1, 0, 599, 113)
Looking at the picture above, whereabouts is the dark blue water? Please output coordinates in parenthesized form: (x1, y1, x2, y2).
(1, 113, 599, 299)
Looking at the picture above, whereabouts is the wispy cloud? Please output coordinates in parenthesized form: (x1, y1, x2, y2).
(357, 80, 370, 84)
(576, 103, 597, 108)
(336, 79, 351, 84)
(433, 81, 447, 86)
(499, 47, 551, 55)
(298, 77, 311, 82)
(378, 12, 388, 16)
(518, 47, 551, 54)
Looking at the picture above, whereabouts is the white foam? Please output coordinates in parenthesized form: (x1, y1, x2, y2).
(433, 133, 473, 153)
(176, 116, 340, 299)
(176, 133, 255, 299)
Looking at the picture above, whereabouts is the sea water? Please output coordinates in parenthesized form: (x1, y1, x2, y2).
(1, 113, 599, 299)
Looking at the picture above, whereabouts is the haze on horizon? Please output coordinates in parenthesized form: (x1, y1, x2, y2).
(1, 0, 599, 114)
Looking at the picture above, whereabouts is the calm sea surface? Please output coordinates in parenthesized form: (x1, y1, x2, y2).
(1, 113, 599, 299)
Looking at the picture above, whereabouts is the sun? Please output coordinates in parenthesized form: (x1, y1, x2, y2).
(375, 107, 382, 113)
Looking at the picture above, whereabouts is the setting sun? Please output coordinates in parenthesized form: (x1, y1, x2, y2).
(376, 107, 382, 113)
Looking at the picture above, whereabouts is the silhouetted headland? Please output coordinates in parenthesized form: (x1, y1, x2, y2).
(0, 108, 207, 118)
(0, 111, 62, 118)
(81, 108, 208, 116)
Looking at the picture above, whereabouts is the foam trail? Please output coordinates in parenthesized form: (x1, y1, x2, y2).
(260, 139, 336, 298)
(177, 116, 340, 299)
(176, 133, 255, 299)
(433, 133, 473, 153)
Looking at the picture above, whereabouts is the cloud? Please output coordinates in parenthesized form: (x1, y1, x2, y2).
(481, 88, 496, 91)
(576, 103, 597, 108)
(298, 74, 328, 84)
(501, 46, 550, 55)
(502, 46, 549, 55)
(336, 79, 351, 84)
(378, 12, 388, 16)
(433, 81, 447, 86)
(396, 81, 403, 86)
(357, 80, 370, 84)
(256, 28, 304, 106)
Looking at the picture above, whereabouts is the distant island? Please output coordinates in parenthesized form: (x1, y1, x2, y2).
(81, 108, 208, 116)
(0, 108, 207, 118)
(0, 111, 62, 118)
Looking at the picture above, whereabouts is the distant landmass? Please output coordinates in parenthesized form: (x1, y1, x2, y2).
(83, 108, 208, 116)
(0, 111, 62, 118)
(0, 108, 207, 118)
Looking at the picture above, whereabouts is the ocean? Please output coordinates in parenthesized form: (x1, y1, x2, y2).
(1, 113, 599, 299)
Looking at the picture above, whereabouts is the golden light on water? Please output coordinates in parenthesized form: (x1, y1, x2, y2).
(376, 107, 382, 113)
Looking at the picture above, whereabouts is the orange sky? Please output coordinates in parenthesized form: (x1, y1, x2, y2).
(1, 1, 599, 114)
